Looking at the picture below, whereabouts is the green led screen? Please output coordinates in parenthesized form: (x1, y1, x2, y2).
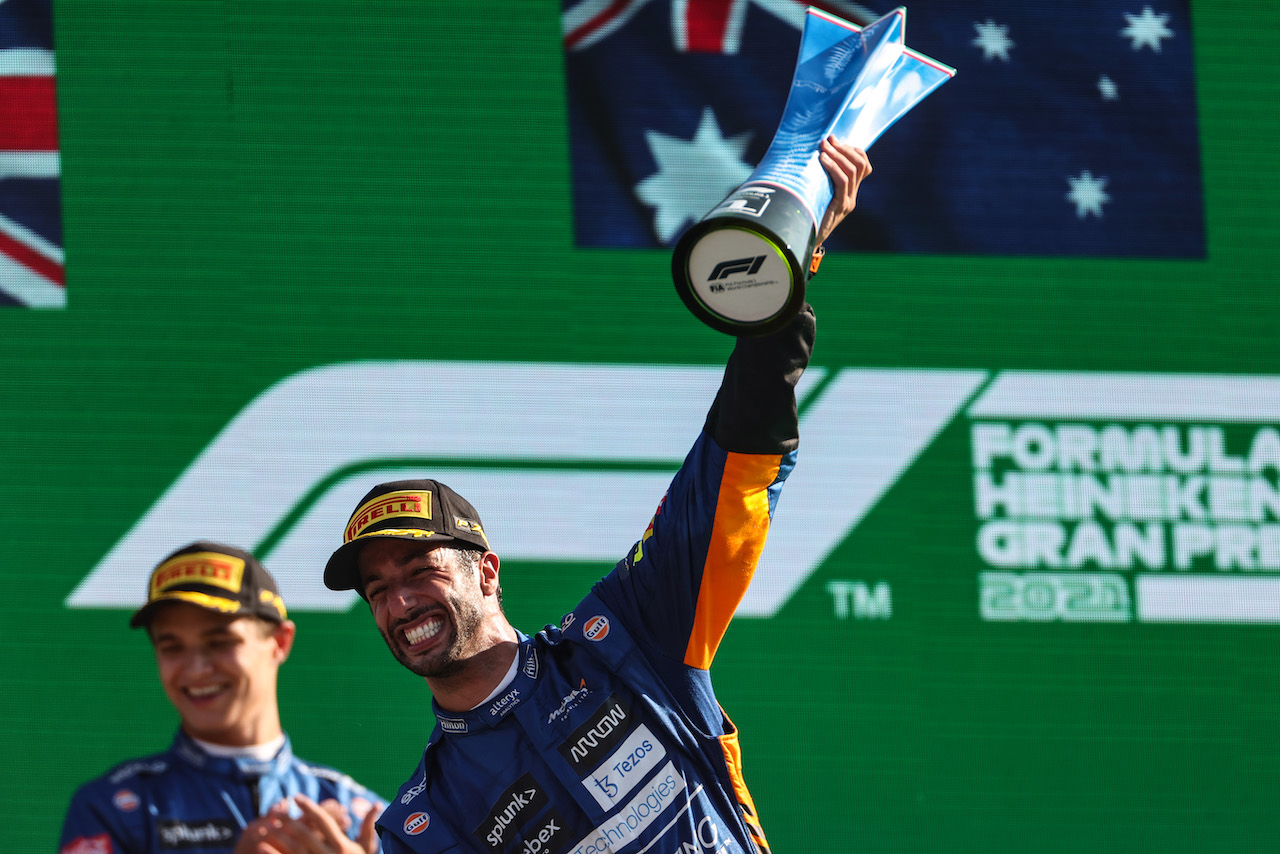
(4, 1, 1280, 851)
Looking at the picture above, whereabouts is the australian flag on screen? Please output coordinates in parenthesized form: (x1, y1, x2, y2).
(563, 0, 1205, 258)
(1, 0, 64, 307)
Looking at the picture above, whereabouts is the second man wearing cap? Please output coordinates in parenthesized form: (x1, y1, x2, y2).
(59, 541, 387, 854)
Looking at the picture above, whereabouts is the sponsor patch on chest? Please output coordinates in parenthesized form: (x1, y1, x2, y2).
(580, 724, 667, 810)
(473, 773, 551, 851)
(156, 819, 236, 849)
(556, 694, 632, 772)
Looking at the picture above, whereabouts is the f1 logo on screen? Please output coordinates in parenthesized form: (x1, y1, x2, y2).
(65, 364, 1280, 625)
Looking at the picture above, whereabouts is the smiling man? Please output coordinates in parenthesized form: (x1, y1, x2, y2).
(322, 141, 871, 853)
(59, 541, 386, 854)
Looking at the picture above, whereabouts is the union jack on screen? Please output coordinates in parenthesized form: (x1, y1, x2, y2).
(562, 0, 1204, 259)
(1, 0, 64, 308)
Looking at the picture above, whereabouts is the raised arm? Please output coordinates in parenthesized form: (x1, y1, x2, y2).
(592, 304, 815, 668)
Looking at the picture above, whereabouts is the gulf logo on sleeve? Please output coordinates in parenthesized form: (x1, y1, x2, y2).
(582, 616, 610, 642)
(404, 812, 430, 835)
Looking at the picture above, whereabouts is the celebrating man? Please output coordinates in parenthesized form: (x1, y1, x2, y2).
(322, 139, 870, 853)
(60, 541, 386, 854)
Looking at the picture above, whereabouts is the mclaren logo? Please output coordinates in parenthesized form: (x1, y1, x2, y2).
(707, 256, 765, 280)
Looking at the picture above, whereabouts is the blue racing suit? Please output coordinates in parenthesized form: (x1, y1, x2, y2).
(376, 307, 816, 854)
(59, 730, 386, 853)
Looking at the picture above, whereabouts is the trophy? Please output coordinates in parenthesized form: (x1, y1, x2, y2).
(672, 7, 955, 336)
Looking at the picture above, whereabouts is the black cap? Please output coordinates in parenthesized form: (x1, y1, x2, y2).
(323, 479, 490, 594)
(130, 541, 288, 628)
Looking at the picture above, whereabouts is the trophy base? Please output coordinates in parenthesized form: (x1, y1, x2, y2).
(671, 183, 816, 337)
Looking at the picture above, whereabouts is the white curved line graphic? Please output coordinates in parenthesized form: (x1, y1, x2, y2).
(67, 362, 985, 616)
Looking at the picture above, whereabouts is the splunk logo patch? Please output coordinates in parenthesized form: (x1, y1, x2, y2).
(156, 820, 236, 849)
(474, 773, 550, 851)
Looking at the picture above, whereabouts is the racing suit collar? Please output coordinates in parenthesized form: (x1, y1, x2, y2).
(171, 729, 294, 782)
(432, 633, 538, 737)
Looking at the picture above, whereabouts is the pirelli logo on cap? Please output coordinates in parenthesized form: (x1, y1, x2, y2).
(259, 589, 287, 620)
(150, 552, 246, 598)
(346, 490, 431, 543)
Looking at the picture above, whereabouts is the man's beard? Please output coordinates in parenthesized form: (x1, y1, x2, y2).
(384, 590, 485, 679)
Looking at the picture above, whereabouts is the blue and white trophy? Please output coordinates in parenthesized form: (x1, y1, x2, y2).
(672, 7, 955, 336)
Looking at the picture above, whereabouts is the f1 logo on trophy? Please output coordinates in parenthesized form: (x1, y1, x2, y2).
(672, 7, 955, 336)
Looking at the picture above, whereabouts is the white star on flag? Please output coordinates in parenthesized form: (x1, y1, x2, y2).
(971, 19, 1014, 62)
(1097, 74, 1119, 100)
(1066, 171, 1111, 218)
(1121, 6, 1174, 52)
(634, 106, 754, 243)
